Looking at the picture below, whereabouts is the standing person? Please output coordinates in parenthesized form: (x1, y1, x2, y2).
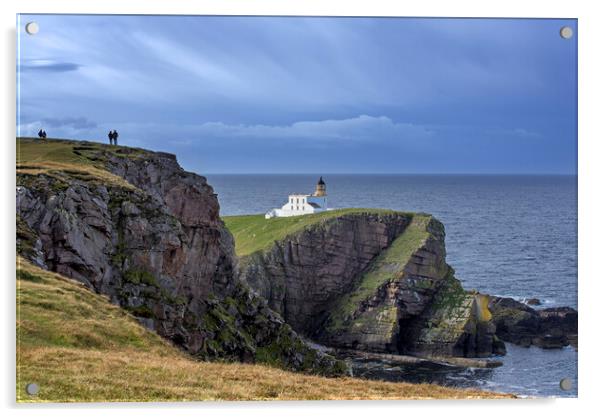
(38, 129, 44, 139)
(113, 130, 119, 146)
(108, 130, 114, 145)
(42, 130, 47, 139)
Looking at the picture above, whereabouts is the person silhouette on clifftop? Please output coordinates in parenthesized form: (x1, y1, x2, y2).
(108, 130, 114, 145)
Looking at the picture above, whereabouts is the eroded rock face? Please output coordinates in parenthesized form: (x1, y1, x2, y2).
(488, 296, 578, 349)
(238, 213, 504, 358)
(240, 212, 411, 334)
(401, 286, 505, 358)
(16, 144, 346, 375)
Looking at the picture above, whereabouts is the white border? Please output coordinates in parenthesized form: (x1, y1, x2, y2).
(2, 1, 600, 416)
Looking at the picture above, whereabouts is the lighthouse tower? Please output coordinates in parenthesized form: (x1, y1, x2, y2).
(314, 176, 327, 197)
(306, 176, 327, 210)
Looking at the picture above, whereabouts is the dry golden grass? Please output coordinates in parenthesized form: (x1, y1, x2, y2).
(16, 137, 140, 166)
(18, 347, 513, 402)
(16, 160, 138, 190)
(16, 258, 514, 402)
(16, 137, 140, 190)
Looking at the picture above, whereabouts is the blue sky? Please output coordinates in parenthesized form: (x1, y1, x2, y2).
(17, 15, 577, 174)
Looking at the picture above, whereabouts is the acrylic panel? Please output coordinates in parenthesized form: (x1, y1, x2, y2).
(16, 14, 577, 402)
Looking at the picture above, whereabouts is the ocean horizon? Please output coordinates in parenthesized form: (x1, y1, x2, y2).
(205, 173, 576, 176)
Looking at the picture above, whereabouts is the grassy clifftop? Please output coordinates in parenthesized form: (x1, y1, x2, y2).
(16, 257, 510, 401)
(16, 137, 145, 189)
(224, 208, 406, 257)
(17, 137, 150, 166)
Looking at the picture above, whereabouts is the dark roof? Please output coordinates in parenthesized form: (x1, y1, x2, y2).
(317, 176, 325, 185)
(308, 202, 321, 208)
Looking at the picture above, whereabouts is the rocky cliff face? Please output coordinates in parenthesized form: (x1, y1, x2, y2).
(16, 140, 346, 375)
(235, 212, 504, 358)
(241, 212, 411, 334)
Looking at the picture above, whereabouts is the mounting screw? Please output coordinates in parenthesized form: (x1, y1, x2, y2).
(25, 22, 39, 35)
(559, 26, 573, 40)
(25, 383, 39, 395)
(559, 378, 572, 391)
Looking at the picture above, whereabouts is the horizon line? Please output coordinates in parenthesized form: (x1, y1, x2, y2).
(204, 172, 577, 176)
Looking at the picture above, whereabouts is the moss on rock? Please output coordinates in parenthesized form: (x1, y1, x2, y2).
(122, 268, 159, 287)
(16, 215, 38, 258)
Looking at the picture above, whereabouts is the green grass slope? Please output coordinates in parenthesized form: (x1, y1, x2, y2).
(223, 208, 402, 257)
(16, 257, 511, 401)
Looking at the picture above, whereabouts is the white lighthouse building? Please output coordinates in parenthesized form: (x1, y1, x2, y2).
(265, 177, 329, 219)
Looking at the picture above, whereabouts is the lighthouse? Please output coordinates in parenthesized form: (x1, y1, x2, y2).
(314, 176, 327, 197)
(265, 177, 330, 218)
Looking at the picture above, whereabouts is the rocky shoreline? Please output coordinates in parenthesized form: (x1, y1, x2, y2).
(488, 296, 577, 349)
(335, 349, 504, 369)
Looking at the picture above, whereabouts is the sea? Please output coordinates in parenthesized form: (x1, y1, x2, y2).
(206, 174, 578, 398)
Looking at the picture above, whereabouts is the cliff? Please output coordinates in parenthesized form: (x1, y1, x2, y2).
(228, 209, 409, 334)
(226, 211, 505, 358)
(16, 138, 345, 375)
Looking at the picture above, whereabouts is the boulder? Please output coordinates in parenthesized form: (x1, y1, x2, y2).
(526, 298, 542, 306)
(488, 296, 577, 349)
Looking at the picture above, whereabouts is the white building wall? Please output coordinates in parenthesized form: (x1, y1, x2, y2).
(281, 194, 316, 213)
(266, 192, 328, 219)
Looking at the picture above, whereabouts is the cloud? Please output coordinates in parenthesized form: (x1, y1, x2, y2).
(41, 116, 97, 129)
(17, 116, 97, 138)
(512, 128, 541, 139)
(19, 59, 81, 72)
(171, 115, 434, 144)
(426, 124, 543, 140)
